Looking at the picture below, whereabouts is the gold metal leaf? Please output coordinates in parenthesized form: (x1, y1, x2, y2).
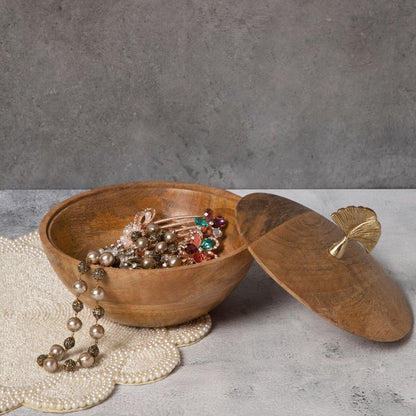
(329, 206, 381, 258)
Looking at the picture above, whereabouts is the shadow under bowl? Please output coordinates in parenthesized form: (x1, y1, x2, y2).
(39, 181, 253, 327)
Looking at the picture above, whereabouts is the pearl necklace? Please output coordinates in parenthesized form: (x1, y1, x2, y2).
(37, 260, 106, 372)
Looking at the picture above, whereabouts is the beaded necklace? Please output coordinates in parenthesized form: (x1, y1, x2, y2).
(37, 260, 105, 372)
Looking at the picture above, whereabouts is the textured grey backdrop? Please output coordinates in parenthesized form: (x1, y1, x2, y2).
(1, 0, 415, 189)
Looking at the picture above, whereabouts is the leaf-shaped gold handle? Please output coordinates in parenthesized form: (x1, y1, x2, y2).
(329, 206, 381, 259)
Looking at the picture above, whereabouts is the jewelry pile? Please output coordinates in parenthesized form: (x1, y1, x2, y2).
(37, 208, 226, 373)
(89, 207, 227, 270)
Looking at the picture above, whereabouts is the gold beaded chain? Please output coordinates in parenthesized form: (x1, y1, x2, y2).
(37, 258, 105, 373)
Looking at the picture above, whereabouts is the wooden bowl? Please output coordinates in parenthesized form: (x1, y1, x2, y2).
(39, 182, 253, 327)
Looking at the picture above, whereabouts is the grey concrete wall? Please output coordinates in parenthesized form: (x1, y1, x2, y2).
(1, 0, 415, 189)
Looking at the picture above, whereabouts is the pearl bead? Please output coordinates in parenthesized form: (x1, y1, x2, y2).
(49, 344, 65, 360)
(142, 257, 156, 269)
(155, 241, 167, 253)
(43, 357, 58, 373)
(79, 352, 95, 368)
(72, 280, 87, 294)
(67, 317, 82, 332)
(90, 286, 105, 301)
(99, 252, 115, 267)
(86, 250, 100, 264)
(169, 256, 181, 267)
(90, 324, 105, 339)
(146, 223, 159, 233)
(164, 231, 176, 243)
(136, 237, 149, 250)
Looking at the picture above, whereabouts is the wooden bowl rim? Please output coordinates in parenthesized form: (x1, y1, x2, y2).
(39, 181, 249, 274)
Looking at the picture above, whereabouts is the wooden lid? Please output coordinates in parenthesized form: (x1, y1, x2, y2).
(235, 193, 412, 342)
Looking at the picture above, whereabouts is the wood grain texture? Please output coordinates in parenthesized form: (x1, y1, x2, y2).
(39, 182, 253, 327)
(236, 193, 412, 342)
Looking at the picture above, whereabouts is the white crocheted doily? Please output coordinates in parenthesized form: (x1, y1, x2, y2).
(0, 233, 211, 414)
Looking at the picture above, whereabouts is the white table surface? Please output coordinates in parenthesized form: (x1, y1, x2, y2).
(0, 189, 415, 416)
